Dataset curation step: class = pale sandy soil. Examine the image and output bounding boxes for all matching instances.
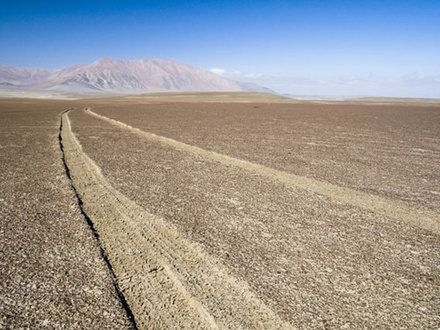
[0,100,131,329]
[69,104,440,328]
[61,112,289,328]
[90,92,298,104]
[1,94,439,329]
[90,102,440,211]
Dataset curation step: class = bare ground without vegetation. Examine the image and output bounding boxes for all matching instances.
[0,99,132,328]
[1,93,439,328]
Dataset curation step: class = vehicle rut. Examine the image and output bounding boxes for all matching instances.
[86,108,440,235]
[61,110,291,329]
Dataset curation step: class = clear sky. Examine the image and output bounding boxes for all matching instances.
[1,0,439,97]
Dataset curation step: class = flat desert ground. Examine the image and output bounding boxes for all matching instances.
[1,93,439,328]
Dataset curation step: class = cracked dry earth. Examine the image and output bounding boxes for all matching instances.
[1,97,440,329]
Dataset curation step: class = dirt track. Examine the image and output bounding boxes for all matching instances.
[61,110,289,329]
[91,102,440,211]
[2,95,440,328]
[69,103,440,328]
[0,100,131,329]
[86,108,439,235]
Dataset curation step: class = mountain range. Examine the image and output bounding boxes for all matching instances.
[0,58,269,97]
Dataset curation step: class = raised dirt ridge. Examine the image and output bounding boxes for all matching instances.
[61,110,291,329]
[86,108,440,235]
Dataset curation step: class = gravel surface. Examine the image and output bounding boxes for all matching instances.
[2,95,439,329]
[92,102,440,211]
[61,111,289,329]
[0,100,131,329]
[70,107,440,328]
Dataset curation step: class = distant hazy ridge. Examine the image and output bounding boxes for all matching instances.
[0,58,270,95]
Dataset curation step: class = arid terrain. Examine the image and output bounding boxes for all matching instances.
[1,93,439,328]
[0,99,132,328]
[0,58,270,98]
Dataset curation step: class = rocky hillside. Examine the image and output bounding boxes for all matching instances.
[0,58,269,94]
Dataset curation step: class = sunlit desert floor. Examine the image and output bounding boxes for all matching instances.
[1,93,439,328]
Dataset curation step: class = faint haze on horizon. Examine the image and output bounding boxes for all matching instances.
[1,0,439,98]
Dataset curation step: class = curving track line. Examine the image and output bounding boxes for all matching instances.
[86,108,440,235]
[61,110,291,329]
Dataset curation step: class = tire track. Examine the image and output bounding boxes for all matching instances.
[86,108,440,235]
[61,110,291,329]
[58,108,138,329]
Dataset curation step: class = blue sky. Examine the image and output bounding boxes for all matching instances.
[1,0,439,97]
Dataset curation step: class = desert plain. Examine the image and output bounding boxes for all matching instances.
[1,93,439,329]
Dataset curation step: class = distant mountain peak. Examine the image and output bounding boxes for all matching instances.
[89,57,112,65]
[0,57,270,95]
